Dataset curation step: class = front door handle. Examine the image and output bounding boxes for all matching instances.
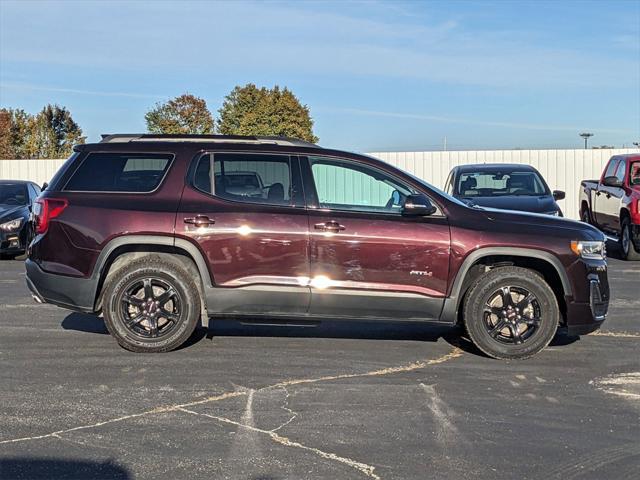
[314,221,345,233]
[184,215,215,227]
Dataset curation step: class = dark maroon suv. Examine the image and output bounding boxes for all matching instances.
[26,134,609,359]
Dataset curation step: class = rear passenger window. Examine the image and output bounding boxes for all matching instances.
[193,153,293,206]
[64,153,173,192]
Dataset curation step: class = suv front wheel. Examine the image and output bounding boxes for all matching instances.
[103,255,201,353]
[463,266,559,360]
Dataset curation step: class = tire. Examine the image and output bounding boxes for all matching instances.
[102,255,201,353]
[620,217,640,261]
[581,207,591,224]
[463,266,559,360]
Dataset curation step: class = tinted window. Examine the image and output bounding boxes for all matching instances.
[65,153,173,192]
[0,184,28,206]
[456,171,547,197]
[28,184,40,202]
[309,156,413,214]
[630,161,640,186]
[193,153,292,206]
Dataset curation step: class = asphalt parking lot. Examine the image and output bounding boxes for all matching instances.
[1,249,639,480]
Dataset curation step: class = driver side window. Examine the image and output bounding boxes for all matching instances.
[309,156,414,214]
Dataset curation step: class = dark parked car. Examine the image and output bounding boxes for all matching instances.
[0,180,40,259]
[444,164,565,216]
[580,154,640,260]
[26,134,608,359]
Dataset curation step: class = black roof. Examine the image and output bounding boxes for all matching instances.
[453,163,539,173]
[0,180,35,185]
[98,133,319,148]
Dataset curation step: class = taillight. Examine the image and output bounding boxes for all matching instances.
[33,198,68,234]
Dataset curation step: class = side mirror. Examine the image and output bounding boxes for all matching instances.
[42,182,48,191]
[402,194,437,216]
[552,190,565,200]
[603,176,622,188]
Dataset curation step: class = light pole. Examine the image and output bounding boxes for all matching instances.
[579,132,594,149]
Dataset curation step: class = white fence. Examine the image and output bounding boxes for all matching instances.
[0,159,67,187]
[1,148,638,219]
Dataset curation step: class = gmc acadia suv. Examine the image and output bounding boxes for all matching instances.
[26,134,609,359]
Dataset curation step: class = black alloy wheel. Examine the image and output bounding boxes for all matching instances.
[483,286,541,345]
[118,277,183,339]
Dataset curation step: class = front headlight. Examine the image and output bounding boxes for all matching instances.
[571,240,606,259]
[0,218,23,231]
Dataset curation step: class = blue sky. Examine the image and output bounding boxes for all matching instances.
[1,0,638,152]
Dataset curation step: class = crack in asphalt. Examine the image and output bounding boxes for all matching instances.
[0,347,463,477]
[177,407,381,479]
[270,386,298,433]
[0,391,246,445]
[588,330,640,338]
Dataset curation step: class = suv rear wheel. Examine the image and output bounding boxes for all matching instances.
[103,255,201,353]
[463,266,559,360]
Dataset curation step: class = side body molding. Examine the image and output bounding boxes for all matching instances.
[439,247,572,323]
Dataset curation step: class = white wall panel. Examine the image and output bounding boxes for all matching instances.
[1,149,638,219]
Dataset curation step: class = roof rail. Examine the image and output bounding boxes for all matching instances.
[99,134,319,148]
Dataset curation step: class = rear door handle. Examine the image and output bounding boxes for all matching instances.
[184,215,215,227]
[314,221,345,233]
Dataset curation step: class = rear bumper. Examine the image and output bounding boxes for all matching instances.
[25,259,97,312]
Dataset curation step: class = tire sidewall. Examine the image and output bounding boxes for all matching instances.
[621,218,640,261]
[464,268,559,359]
[104,262,198,352]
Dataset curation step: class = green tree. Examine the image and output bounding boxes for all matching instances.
[218,84,318,143]
[145,93,215,134]
[27,104,85,158]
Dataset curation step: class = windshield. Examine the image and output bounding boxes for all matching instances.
[631,161,640,186]
[0,184,28,206]
[455,170,548,197]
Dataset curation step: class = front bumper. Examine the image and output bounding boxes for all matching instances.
[25,259,97,312]
[565,260,609,336]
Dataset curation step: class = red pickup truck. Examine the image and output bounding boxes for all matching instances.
[580,154,640,260]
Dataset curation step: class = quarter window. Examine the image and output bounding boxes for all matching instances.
[193,153,293,206]
[309,156,414,214]
[64,153,173,192]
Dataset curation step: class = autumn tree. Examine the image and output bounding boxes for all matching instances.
[145,93,215,134]
[27,105,85,158]
[0,110,10,158]
[218,84,318,143]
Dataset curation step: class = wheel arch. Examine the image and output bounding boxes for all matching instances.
[90,235,212,312]
[441,247,571,324]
